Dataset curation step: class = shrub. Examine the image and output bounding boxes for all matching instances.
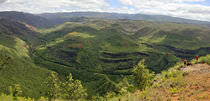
[105,92,116,99]
[63,73,87,100]
[45,72,60,101]
[9,84,22,101]
[133,59,155,90]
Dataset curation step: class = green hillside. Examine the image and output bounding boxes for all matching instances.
[32,19,210,96]
[1,15,210,100]
[0,18,51,98]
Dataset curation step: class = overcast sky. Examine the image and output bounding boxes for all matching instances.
[0,0,210,21]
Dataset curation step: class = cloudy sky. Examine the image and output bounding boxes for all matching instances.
[0,0,210,21]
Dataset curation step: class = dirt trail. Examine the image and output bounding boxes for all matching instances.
[181,63,210,73]
[172,63,210,101]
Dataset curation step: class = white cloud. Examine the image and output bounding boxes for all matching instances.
[118,0,206,4]
[117,0,133,5]
[0,0,109,13]
[0,0,7,4]
[117,0,210,21]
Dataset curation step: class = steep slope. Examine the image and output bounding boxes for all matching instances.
[0,11,53,28]
[0,18,40,45]
[127,64,210,101]
[0,18,50,98]
[178,64,210,101]
[110,54,210,101]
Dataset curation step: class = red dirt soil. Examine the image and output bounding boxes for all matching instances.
[172,63,210,101]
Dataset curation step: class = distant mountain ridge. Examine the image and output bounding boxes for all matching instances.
[1,11,210,28]
[0,11,53,28]
[39,12,210,26]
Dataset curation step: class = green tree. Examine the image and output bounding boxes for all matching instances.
[118,78,129,95]
[63,73,87,100]
[9,84,22,101]
[45,72,60,101]
[133,59,154,90]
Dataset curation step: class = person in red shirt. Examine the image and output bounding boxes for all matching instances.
[196,55,199,64]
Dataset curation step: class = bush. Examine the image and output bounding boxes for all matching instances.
[45,72,60,101]
[133,59,154,90]
[91,94,103,101]
[0,93,36,101]
[63,73,87,100]
[105,92,116,99]
[9,84,22,101]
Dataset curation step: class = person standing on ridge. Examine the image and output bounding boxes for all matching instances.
[184,59,187,66]
[196,55,199,64]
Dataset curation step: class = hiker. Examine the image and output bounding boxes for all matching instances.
[196,55,199,63]
[184,59,187,66]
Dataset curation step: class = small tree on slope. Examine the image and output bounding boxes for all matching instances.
[45,72,60,101]
[63,73,87,100]
[9,84,22,101]
[133,59,154,90]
